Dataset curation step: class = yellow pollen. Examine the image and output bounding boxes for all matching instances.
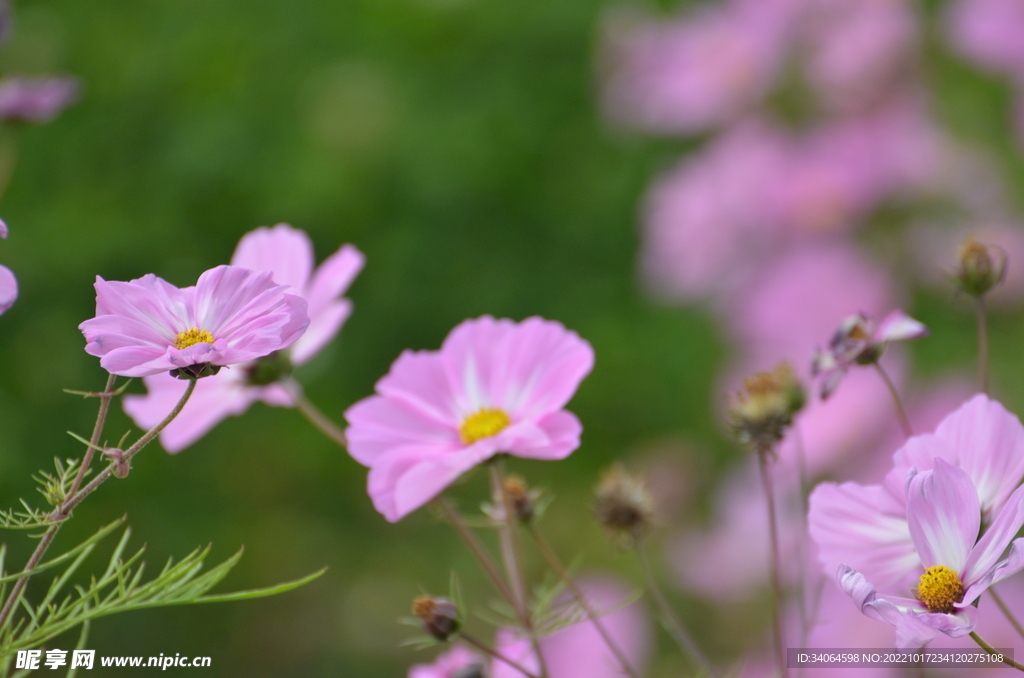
[916,565,964,614]
[459,408,510,444]
[173,327,215,350]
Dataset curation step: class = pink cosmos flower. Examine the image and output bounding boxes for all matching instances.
[838,458,1024,648]
[0,77,79,124]
[345,316,594,522]
[810,395,1024,591]
[79,264,309,378]
[945,0,1024,79]
[810,309,927,399]
[601,0,799,135]
[122,224,364,452]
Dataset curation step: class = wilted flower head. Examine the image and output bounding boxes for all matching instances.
[122,225,363,452]
[345,316,594,522]
[593,464,655,546]
[728,361,805,453]
[413,596,461,642]
[955,236,1007,297]
[811,310,927,399]
[79,265,309,378]
[0,77,79,124]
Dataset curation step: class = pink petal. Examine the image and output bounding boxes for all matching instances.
[375,349,462,428]
[492,630,541,678]
[874,309,929,343]
[344,394,459,467]
[963,481,1024,588]
[90,275,187,339]
[98,346,174,377]
[837,565,907,627]
[123,371,258,452]
[906,459,979,571]
[290,299,352,365]
[408,645,482,678]
[193,265,278,333]
[897,608,979,648]
[934,394,1024,516]
[964,540,1024,605]
[0,264,16,314]
[0,218,7,238]
[894,614,940,649]
[304,243,364,318]
[514,410,583,460]
[810,483,918,589]
[230,223,314,292]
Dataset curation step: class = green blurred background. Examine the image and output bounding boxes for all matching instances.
[0,0,1019,675]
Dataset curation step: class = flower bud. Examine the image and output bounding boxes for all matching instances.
[593,464,654,547]
[503,475,535,523]
[244,350,293,386]
[412,596,460,641]
[956,237,1007,297]
[102,448,131,479]
[169,363,222,380]
[729,362,805,454]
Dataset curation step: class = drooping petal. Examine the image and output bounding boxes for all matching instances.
[0,263,16,314]
[837,565,910,627]
[810,483,918,589]
[906,459,979,571]
[230,223,314,292]
[874,309,929,343]
[933,394,1024,515]
[964,540,1024,604]
[962,482,1024,587]
[897,608,979,648]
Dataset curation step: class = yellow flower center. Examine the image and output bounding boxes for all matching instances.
[173,327,215,350]
[916,565,964,614]
[459,408,510,444]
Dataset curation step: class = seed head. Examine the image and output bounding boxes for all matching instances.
[729,362,805,454]
[593,464,655,547]
[412,596,460,641]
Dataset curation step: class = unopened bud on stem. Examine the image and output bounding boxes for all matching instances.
[956,237,1007,298]
[412,596,460,641]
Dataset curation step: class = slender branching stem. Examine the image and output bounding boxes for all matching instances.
[527,523,641,678]
[436,496,518,609]
[873,362,912,438]
[970,631,1024,671]
[460,631,541,678]
[977,296,990,395]
[990,587,1024,641]
[67,374,118,499]
[636,542,717,678]
[61,378,196,515]
[285,379,348,448]
[758,450,788,678]
[490,462,549,678]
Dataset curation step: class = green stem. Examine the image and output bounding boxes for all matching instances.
[66,374,118,500]
[490,462,549,678]
[970,631,1024,671]
[286,379,347,448]
[637,542,717,678]
[874,362,912,438]
[977,296,990,395]
[758,451,788,678]
[528,524,642,678]
[990,587,1024,641]
[436,496,518,610]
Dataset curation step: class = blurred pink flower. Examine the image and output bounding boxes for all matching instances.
[811,310,927,399]
[602,0,799,135]
[345,316,594,522]
[79,264,309,378]
[408,645,483,678]
[0,77,79,124]
[945,0,1024,79]
[810,394,1024,591]
[0,263,14,315]
[491,578,651,678]
[122,225,364,452]
[802,0,918,110]
[839,459,1024,648]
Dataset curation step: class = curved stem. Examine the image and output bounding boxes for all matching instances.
[286,379,347,448]
[636,542,717,678]
[970,631,1024,671]
[977,296,990,395]
[758,451,788,678]
[874,362,912,438]
[490,462,549,678]
[528,524,641,678]
[990,587,1024,641]
[67,374,118,500]
[460,631,540,678]
[62,377,196,515]
[436,496,518,609]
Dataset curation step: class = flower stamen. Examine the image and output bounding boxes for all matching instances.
[174,327,214,350]
[460,408,510,444]
[916,565,964,613]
